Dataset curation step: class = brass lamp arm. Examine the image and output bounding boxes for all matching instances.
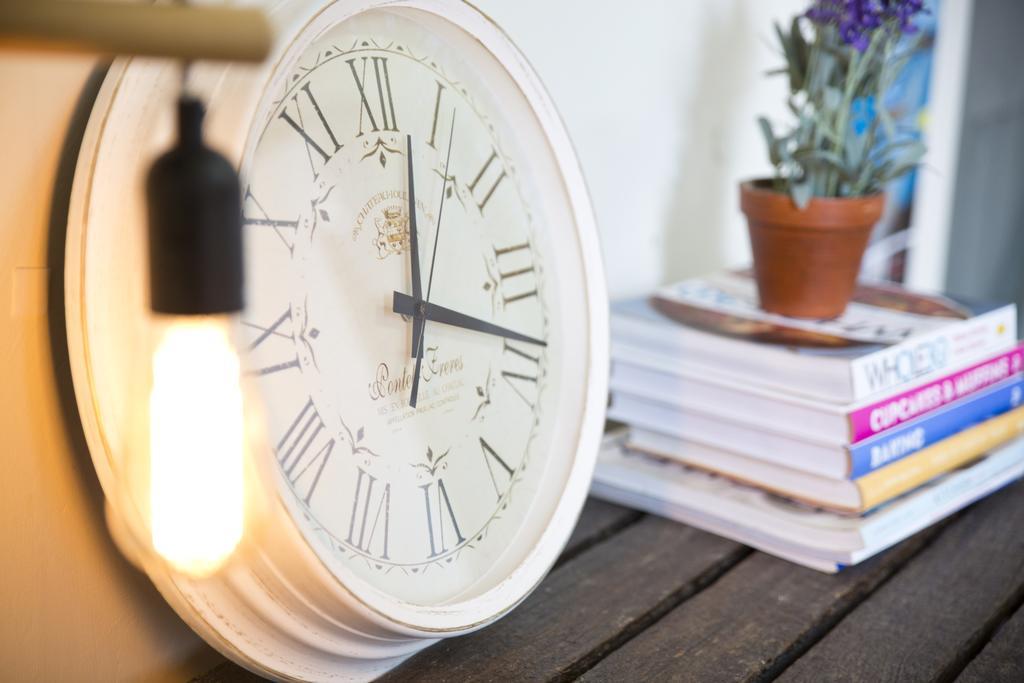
[0,1,271,62]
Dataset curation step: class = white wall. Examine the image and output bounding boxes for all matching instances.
[474,0,808,298]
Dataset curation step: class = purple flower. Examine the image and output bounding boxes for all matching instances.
[806,0,927,51]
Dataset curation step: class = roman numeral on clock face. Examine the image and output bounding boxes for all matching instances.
[419,478,465,558]
[277,397,335,504]
[467,149,507,213]
[346,467,391,560]
[426,80,446,150]
[502,339,541,409]
[277,81,343,178]
[243,187,300,256]
[492,241,538,306]
[479,437,514,499]
[244,306,301,376]
[347,56,399,136]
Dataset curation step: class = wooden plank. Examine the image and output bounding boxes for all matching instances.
[191,498,643,683]
[379,516,749,682]
[779,480,1024,683]
[957,602,1024,683]
[190,661,264,683]
[558,498,643,564]
[580,528,937,683]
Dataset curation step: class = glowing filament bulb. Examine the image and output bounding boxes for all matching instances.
[149,316,244,577]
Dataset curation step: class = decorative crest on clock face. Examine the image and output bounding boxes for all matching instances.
[373,206,410,258]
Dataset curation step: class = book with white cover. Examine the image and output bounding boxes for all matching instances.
[624,404,1024,512]
[609,376,1024,481]
[610,359,853,444]
[590,431,1024,573]
[610,343,1024,445]
[611,271,1017,404]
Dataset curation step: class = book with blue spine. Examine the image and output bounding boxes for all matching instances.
[849,376,1024,477]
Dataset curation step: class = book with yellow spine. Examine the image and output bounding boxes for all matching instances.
[857,405,1024,509]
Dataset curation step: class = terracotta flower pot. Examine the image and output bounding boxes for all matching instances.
[739,180,884,319]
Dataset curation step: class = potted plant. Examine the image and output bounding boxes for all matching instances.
[743,0,928,318]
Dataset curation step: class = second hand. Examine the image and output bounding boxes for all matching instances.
[410,113,456,408]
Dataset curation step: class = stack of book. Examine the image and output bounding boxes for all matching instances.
[595,270,1024,572]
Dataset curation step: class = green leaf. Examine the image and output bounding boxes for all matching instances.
[887,140,926,166]
[851,159,882,195]
[877,143,926,182]
[787,96,803,118]
[872,138,925,166]
[791,179,813,209]
[774,21,802,94]
[811,51,836,98]
[823,86,842,111]
[777,135,795,163]
[789,16,808,91]
[876,104,897,140]
[793,148,841,166]
[846,116,878,171]
[877,161,919,183]
[758,116,781,166]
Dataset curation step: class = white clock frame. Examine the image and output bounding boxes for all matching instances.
[64,0,608,680]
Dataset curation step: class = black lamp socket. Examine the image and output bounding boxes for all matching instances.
[146,96,244,315]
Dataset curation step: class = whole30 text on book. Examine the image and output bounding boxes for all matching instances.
[850,308,1016,399]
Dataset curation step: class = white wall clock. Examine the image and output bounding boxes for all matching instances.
[64,0,607,679]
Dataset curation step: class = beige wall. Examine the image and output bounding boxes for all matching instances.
[0,52,219,682]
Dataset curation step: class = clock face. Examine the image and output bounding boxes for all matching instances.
[241,7,591,605]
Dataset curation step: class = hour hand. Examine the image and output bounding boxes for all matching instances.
[405,134,423,356]
[393,291,547,347]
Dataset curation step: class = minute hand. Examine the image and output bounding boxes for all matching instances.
[393,291,547,347]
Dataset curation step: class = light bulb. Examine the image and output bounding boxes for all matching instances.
[149,314,245,577]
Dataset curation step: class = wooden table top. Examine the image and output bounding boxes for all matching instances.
[198,479,1024,682]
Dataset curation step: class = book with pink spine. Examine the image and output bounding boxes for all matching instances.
[849,344,1024,441]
